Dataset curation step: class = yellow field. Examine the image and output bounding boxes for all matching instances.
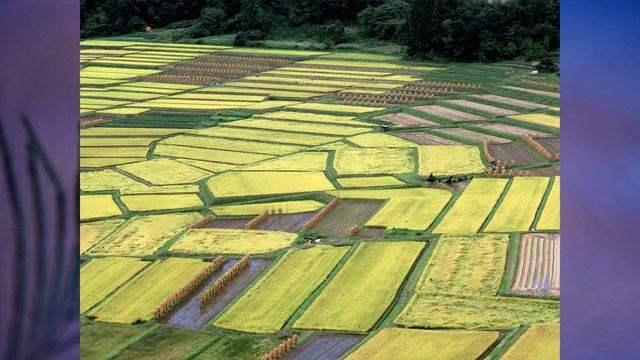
[153,143,273,164]
[287,103,385,114]
[80,157,146,168]
[123,82,200,90]
[80,146,150,158]
[204,87,322,99]
[81,90,162,100]
[366,195,451,230]
[211,200,325,216]
[299,59,438,71]
[118,158,211,185]
[161,135,304,156]
[536,176,560,230]
[87,212,201,256]
[80,137,158,147]
[258,111,374,127]
[334,148,414,175]
[119,184,200,195]
[97,108,150,115]
[244,100,302,109]
[170,93,265,102]
[239,152,328,172]
[120,194,204,212]
[207,171,334,198]
[434,178,509,234]
[347,328,499,360]
[418,145,485,176]
[508,113,560,128]
[192,126,340,146]
[80,127,184,136]
[225,81,340,92]
[329,188,447,199]
[81,169,145,192]
[80,195,122,220]
[502,324,560,360]
[246,75,366,88]
[81,98,130,106]
[88,258,208,323]
[221,48,329,56]
[225,119,369,137]
[174,159,238,173]
[337,176,404,188]
[346,133,416,147]
[170,228,298,254]
[280,66,391,75]
[80,257,149,314]
[80,219,125,254]
[484,177,550,232]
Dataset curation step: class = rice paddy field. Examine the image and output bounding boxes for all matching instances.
[80,40,559,359]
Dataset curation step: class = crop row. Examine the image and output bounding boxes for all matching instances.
[245,211,269,230]
[483,166,534,177]
[197,54,294,64]
[165,66,254,76]
[260,334,299,360]
[138,74,222,85]
[521,78,560,89]
[173,61,274,71]
[521,134,559,160]
[413,81,482,89]
[80,116,111,127]
[151,256,224,320]
[482,140,496,163]
[199,255,251,304]
[302,197,340,230]
[187,215,214,230]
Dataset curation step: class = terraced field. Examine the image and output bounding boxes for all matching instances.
[80,40,559,359]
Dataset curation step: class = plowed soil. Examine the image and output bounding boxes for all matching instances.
[488,142,542,166]
[311,200,384,238]
[374,112,439,127]
[446,99,519,116]
[413,105,485,121]
[435,128,511,144]
[474,123,552,138]
[471,94,549,109]
[395,132,461,145]
[534,137,560,155]
[255,212,316,232]
[281,333,365,360]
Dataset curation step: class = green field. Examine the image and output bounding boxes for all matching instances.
[294,242,423,332]
[214,246,349,332]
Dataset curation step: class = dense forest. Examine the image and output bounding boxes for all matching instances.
[81,0,559,63]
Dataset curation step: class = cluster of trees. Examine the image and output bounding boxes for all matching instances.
[81,0,559,63]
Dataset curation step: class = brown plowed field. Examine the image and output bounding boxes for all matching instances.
[534,137,560,155]
[255,212,316,232]
[502,85,560,99]
[474,123,552,138]
[395,132,462,145]
[374,112,439,127]
[446,99,519,116]
[204,218,250,229]
[413,105,485,121]
[435,128,511,144]
[471,94,550,109]
[165,259,273,330]
[488,142,542,166]
[511,233,560,297]
[528,167,560,176]
[311,200,384,238]
[281,333,365,360]
[357,227,385,239]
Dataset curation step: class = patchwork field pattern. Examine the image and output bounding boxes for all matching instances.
[80,40,559,358]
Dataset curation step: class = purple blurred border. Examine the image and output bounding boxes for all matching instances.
[562,0,640,358]
[0,0,79,359]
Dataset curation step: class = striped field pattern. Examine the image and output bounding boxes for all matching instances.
[512,233,560,297]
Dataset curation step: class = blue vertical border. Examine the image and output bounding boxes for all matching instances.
[562,0,640,358]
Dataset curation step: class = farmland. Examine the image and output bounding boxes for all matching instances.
[79,39,559,358]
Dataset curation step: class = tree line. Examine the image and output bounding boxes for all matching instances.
[81,0,559,63]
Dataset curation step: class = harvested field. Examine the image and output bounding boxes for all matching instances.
[512,233,560,297]
[474,123,552,138]
[413,105,485,121]
[488,142,542,166]
[356,227,385,239]
[471,94,550,109]
[502,85,560,98]
[534,136,560,154]
[204,218,250,229]
[282,333,364,360]
[255,212,316,232]
[528,167,560,176]
[294,242,423,332]
[346,328,499,360]
[215,246,348,333]
[434,127,511,144]
[395,132,462,145]
[502,324,560,360]
[166,258,272,330]
[374,112,440,127]
[446,99,518,116]
[310,200,384,238]
[80,219,125,254]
